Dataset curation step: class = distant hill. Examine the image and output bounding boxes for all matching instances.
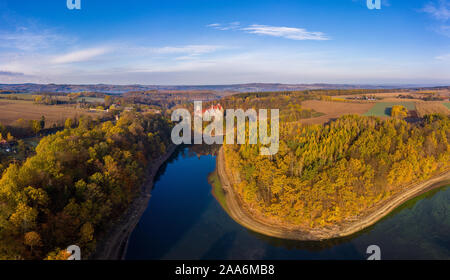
[0,83,448,95]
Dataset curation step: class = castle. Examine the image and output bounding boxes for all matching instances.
[194,103,224,118]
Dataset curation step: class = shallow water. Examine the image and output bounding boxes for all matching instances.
[126,146,450,260]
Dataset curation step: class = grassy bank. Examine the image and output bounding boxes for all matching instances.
[208,170,229,212]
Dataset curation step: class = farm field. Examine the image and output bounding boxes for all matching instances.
[363,102,416,117]
[299,100,374,124]
[0,99,105,127]
[332,92,419,101]
[334,91,450,103]
[416,102,450,117]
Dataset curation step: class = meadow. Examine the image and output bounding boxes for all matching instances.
[363,102,416,117]
[76,97,105,103]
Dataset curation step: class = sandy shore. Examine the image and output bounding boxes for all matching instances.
[92,144,177,259]
[217,146,450,241]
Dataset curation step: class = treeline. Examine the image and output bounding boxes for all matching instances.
[304,89,405,96]
[67,92,107,99]
[33,95,67,105]
[0,124,16,142]
[0,123,37,175]
[1,112,117,139]
[0,112,172,259]
[0,117,53,139]
[10,117,46,136]
[207,93,321,122]
[123,90,217,109]
[230,88,407,100]
[224,114,449,228]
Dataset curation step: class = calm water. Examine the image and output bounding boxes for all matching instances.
[126,146,450,260]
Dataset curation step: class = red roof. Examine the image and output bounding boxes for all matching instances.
[202,104,223,114]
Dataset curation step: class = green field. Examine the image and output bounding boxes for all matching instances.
[363,102,416,117]
[444,103,450,110]
[76,97,105,103]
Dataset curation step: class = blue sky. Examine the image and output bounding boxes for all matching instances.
[0,0,449,85]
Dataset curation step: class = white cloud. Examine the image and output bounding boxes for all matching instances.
[207,22,241,31]
[241,24,329,41]
[0,70,24,76]
[148,45,223,55]
[208,23,329,41]
[0,31,67,51]
[83,49,449,85]
[2,48,449,85]
[51,47,110,64]
[0,44,225,80]
[423,0,450,21]
[127,44,225,61]
[0,12,75,52]
[437,24,450,36]
[435,53,450,60]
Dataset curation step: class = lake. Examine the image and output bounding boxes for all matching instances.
[125,146,450,260]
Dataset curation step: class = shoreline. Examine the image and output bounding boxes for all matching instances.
[92,144,177,260]
[217,146,450,241]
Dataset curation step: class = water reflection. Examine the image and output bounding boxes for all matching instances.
[126,145,450,260]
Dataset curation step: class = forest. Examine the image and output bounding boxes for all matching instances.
[223,113,449,229]
[201,91,323,122]
[0,112,172,259]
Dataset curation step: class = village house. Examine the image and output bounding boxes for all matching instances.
[0,139,11,153]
